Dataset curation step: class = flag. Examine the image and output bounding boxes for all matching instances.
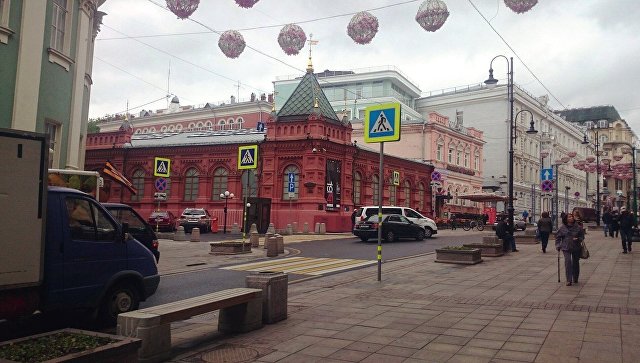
[103,161,137,195]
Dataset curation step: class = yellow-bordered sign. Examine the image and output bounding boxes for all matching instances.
[364,102,401,143]
[154,157,171,177]
[393,171,400,186]
[238,145,258,170]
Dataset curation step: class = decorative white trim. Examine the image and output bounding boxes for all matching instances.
[47,47,74,71]
[0,24,12,44]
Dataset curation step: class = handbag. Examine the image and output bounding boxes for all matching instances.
[580,240,590,259]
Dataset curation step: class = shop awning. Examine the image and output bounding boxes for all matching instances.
[457,193,515,202]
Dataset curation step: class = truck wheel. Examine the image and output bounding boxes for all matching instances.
[100,283,140,326]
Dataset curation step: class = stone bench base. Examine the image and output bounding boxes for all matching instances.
[209,241,253,255]
[463,243,504,257]
[435,248,483,265]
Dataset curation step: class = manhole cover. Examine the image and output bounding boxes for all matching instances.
[199,345,259,363]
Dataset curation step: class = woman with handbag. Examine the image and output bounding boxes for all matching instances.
[555,213,585,286]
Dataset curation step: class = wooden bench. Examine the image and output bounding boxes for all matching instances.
[117,287,263,363]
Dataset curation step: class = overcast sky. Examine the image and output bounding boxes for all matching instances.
[90,0,640,133]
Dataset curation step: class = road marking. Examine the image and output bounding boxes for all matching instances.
[221,257,376,276]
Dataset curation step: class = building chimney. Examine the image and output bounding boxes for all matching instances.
[230,95,236,104]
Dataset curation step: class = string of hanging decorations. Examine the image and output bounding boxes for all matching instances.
[165,0,539,58]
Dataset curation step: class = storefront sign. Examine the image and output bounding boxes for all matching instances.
[325,159,342,210]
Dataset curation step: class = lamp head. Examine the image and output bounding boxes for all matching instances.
[312,147,317,153]
[219,193,224,199]
[484,68,498,89]
[224,190,230,197]
[581,135,589,145]
[526,119,538,134]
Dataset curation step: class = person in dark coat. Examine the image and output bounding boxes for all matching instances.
[619,207,634,253]
[602,209,612,237]
[610,210,620,238]
[350,209,358,230]
[555,213,585,286]
[537,211,553,253]
[496,215,516,252]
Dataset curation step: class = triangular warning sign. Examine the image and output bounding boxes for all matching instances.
[241,150,254,165]
[371,111,392,133]
[157,161,167,173]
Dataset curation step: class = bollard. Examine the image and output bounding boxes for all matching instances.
[267,223,276,234]
[292,222,298,234]
[286,224,293,235]
[246,271,288,324]
[275,234,284,254]
[314,222,320,234]
[231,223,241,235]
[303,222,309,234]
[250,223,258,234]
[190,227,200,242]
[263,233,274,249]
[319,223,326,234]
[174,226,187,241]
[250,231,259,248]
[266,237,278,257]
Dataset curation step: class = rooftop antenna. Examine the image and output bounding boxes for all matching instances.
[166,60,171,108]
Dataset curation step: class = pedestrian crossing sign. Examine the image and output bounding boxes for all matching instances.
[364,102,401,143]
[238,145,258,170]
[154,157,171,177]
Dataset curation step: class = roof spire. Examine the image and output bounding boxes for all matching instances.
[306,33,318,73]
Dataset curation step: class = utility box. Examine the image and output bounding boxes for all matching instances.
[246,271,288,324]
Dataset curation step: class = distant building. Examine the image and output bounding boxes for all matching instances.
[0,0,106,169]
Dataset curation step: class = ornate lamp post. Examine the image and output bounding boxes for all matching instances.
[484,56,537,234]
[604,141,637,226]
[220,190,234,234]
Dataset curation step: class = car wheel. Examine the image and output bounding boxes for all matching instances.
[385,231,395,242]
[99,283,140,326]
[424,228,433,238]
[360,237,369,242]
[416,230,425,241]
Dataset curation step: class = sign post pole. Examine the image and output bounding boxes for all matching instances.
[238,145,258,253]
[377,142,384,282]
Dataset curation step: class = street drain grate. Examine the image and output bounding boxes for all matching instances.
[198,344,259,363]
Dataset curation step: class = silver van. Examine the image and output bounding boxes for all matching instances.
[354,206,438,238]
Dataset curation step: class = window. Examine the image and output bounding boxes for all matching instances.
[389,184,397,206]
[474,153,480,170]
[282,165,299,200]
[448,147,453,163]
[598,120,608,128]
[48,0,73,70]
[183,168,199,201]
[456,151,461,165]
[45,121,60,168]
[353,171,362,206]
[211,168,228,200]
[242,170,258,198]
[372,175,380,205]
[616,179,623,190]
[0,0,11,44]
[436,144,443,161]
[66,197,116,241]
[403,181,411,207]
[418,182,425,212]
[464,152,469,167]
[131,169,145,202]
[456,110,463,126]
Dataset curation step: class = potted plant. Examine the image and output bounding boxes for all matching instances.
[0,328,140,363]
[435,246,483,264]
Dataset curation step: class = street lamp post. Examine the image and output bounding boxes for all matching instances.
[604,141,637,226]
[582,131,601,226]
[565,186,570,213]
[485,56,537,234]
[220,190,234,234]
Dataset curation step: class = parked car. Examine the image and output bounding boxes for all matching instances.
[179,208,212,233]
[102,203,160,262]
[353,214,426,242]
[354,206,437,237]
[492,218,526,231]
[148,210,177,232]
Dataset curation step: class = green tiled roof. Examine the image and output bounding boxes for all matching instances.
[277,71,341,124]
[555,106,621,123]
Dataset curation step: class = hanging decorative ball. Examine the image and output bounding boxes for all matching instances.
[277,24,307,56]
[347,11,379,45]
[601,158,611,165]
[614,154,624,161]
[561,156,570,163]
[218,30,246,58]
[234,0,259,8]
[415,0,450,32]
[567,151,577,158]
[540,150,549,158]
[503,0,538,14]
[166,0,200,19]
[586,156,596,163]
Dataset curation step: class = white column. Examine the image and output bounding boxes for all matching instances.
[12,1,47,131]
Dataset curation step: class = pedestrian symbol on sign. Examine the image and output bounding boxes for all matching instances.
[154,157,171,177]
[372,112,392,133]
[241,150,254,165]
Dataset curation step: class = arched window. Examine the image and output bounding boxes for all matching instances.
[237,117,244,124]
[211,168,228,200]
[464,151,470,167]
[448,147,454,163]
[183,168,199,201]
[149,127,156,133]
[403,181,411,207]
[196,122,204,129]
[372,174,380,205]
[282,165,300,200]
[169,125,175,131]
[142,128,148,133]
[353,171,362,206]
[135,129,141,134]
[418,182,425,212]
[176,124,183,131]
[161,126,167,132]
[242,170,258,198]
[131,169,145,202]
[205,121,212,127]
[188,123,195,130]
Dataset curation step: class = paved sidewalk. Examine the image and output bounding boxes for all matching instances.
[159,232,640,363]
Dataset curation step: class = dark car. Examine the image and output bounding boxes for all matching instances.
[492,218,526,231]
[179,208,212,233]
[103,203,160,262]
[353,214,426,242]
[148,210,177,232]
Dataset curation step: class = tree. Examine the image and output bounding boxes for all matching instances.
[87,119,101,134]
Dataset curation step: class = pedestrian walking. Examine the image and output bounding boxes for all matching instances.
[602,209,612,237]
[619,207,633,253]
[555,213,584,286]
[496,215,517,252]
[610,210,620,238]
[350,209,358,230]
[537,211,553,253]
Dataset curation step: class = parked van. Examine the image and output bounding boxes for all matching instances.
[354,206,438,237]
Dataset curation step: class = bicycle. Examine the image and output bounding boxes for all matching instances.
[462,219,485,231]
